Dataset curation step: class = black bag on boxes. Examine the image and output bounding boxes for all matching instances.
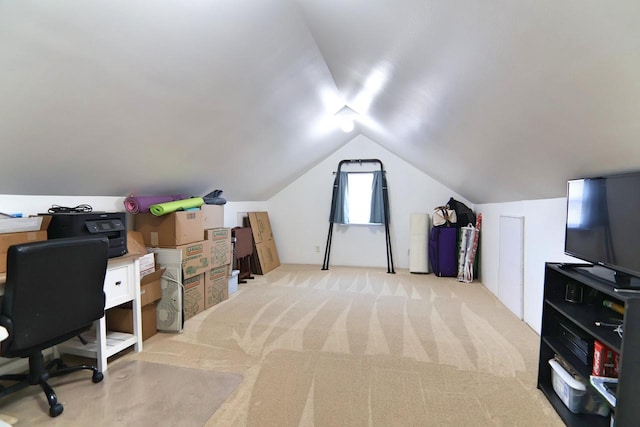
[447,197,476,228]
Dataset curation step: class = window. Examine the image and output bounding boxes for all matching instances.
[346,172,374,224]
[330,170,385,225]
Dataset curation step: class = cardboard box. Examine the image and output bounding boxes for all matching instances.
[255,239,280,274]
[183,273,205,320]
[106,303,159,341]
[126,230,164,303]
[202,205,224,229]
[135,210,204,247]
[247,212,280,274]
[0,230,49,273]
[139,253,156,276]
[247,212,273,245]
[0,215,51,235]
[127,230,148,256]
[205,228,232,268]
[140,268,164,306]
[149,240,211,279]
[204,265,229,309]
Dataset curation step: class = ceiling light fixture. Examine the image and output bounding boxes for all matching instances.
[335,105,359,133]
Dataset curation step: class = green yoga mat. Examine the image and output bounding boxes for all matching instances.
[150,197,204,216]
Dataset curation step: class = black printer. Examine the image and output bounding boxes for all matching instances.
[44,212,128,258]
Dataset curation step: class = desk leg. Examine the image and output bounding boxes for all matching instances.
[132,297,143,352]
[95,317,108,373]
[132,259,143,353]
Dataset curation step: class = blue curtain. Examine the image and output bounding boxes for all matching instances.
[369,170,385,224]
[330,171,349,224]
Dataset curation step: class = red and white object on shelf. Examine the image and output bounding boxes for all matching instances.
[593,340,619,378]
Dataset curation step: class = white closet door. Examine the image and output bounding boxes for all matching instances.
[498,215,524,319]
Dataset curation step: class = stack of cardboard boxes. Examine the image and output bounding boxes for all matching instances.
[134,205,233,332]
[204,227,232,309]
[0,216,51,275]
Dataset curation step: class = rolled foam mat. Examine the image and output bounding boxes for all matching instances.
[150,197,205,216]
[124,195,188,214]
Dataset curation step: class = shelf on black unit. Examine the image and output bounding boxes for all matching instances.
[545,299,623,352]
[539,263,640,426]
[543,336,591,379]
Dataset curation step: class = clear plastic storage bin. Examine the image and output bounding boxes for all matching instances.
[549,359,609,416]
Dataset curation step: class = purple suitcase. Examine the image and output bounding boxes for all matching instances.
[429,226,458,277]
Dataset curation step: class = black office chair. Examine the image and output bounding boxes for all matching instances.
[0,236,109,417]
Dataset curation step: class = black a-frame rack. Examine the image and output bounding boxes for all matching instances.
[321,159,395,273]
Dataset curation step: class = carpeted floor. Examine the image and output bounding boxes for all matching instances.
[136,265,564,426]
[0,265,563,426]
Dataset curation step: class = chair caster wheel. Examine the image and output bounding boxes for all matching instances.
[50,403,64,417]
[92,371,104,383]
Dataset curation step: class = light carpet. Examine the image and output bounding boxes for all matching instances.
[136,265,564,426]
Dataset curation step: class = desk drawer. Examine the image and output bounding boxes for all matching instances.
[104,264,133,309]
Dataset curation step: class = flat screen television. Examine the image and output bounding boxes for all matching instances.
[564,172,640,288]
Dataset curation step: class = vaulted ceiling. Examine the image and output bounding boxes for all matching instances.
[1,1,639,204]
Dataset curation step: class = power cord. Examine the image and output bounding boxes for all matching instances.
[48,204,93,214]
[595,321,624,338]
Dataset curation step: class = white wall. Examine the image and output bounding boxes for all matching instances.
[223,201,269,228]
[268,134,471,269]
[476,197,579,333]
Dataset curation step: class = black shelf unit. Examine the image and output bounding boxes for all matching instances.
[537,263,640,427]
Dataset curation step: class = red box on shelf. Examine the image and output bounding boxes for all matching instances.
[593,340,618,378]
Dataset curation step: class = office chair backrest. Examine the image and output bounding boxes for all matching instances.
[1,236,109,357]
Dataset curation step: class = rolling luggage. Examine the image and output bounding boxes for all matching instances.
[429,226,458,277]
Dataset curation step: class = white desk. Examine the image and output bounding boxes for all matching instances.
[58,254,143,372]
[0,254,143,373]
